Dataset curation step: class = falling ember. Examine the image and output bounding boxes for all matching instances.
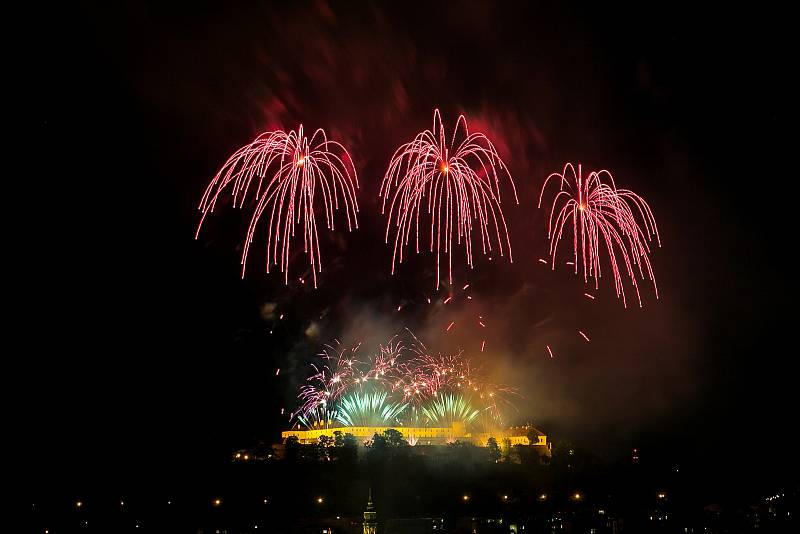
[444,296,453,304]
[446,321,455,332]
[196,126,359,288]
[276,368,281,376]
[279,314,284,320]
[566,261,574,266]
[397,305,403,312]
[539,163,660,307]
[462,284,470,290]
[380,109,518,288]
[584,293,595,300]
[578,331,590,342]
[538,258,548,264]
[546,345,554,358]
[478,321,486,328]
[481,340,486,352]
[280,408,285,415]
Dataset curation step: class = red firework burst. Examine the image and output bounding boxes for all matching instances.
[196,126,359,288]
[380,109,518,288]
[538,163,660,307]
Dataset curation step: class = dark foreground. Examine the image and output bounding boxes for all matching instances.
[25,440,798,533]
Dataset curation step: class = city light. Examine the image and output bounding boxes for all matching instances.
[213,498,222,507]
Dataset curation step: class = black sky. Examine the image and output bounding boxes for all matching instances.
[20,1,795,493]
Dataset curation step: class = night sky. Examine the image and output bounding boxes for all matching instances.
[24,1,793,495]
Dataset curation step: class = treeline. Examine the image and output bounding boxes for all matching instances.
[235,429,551,467]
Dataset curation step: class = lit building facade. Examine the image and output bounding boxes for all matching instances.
[281,423,549,450]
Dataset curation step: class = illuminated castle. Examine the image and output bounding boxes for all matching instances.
[282,422,549,450]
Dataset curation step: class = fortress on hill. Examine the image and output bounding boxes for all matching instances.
[282,422,550,453]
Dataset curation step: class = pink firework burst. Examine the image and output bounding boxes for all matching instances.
[380,109,518,288]
[538,163,660,307]
[196,126,359,288]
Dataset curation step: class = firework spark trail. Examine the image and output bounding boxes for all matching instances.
[196,126,359,288]
[294,332,517,428]
[420,393,480,427]
[380,109,518,288]
[538,163,660,307]
[335,390,407,427]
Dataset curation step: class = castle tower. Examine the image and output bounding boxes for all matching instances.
[363,487,377,534]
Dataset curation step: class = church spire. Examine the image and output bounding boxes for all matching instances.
[363,487,377,534]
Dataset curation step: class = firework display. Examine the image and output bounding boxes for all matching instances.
[420,393,480,428]
[196,126,359,288]
[295,333,517,432]
[380,109,518,288]
[538,163,660,307]
[194,116,666,438]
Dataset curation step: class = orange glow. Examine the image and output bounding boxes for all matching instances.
[213,498,222,507]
